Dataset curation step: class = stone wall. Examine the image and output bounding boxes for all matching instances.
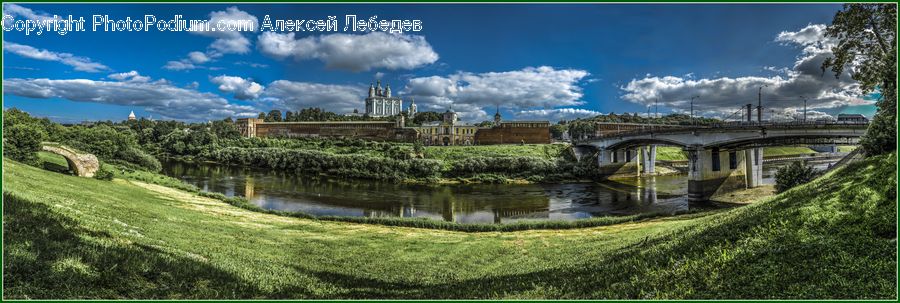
[473,126,551,145]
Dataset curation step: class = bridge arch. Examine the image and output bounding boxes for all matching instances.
[41,143,100,177]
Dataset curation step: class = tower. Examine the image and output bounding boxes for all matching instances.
[376,80,383,96]
[368,83,375,98]
[128,110,136,121]
[493,105,502,126]
[385,84,391,98]
[408,97,417,117]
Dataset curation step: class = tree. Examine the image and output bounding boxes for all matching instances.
[774,161,819,193]
[285,110,295,122]
[257,112,266,120]
[413,111,442,125]
[4,123,46,165]
[822,4,897,156]
[266,110,283,122]
[550,124,568,140]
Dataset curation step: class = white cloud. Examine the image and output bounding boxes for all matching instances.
[3,77,258,120]
[188,51,212,64]
[189,7,258,55]
[620,24,868,121]
[258,32,439,72]
[402,66,590,121]
[514,108,602,122]
[108,70,150,82]
[262,81,364,114]
[2,4,54,22]
[163,60,197,71]
[210,75,264,100]
[2,41,109,72]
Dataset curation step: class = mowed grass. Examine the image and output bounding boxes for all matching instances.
[656,146,824,162]
[3,153,896,299]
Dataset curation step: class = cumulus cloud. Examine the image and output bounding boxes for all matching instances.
[402,66,590,121]
[107,70,150,82]
[620,24,868,121]
[258,31,439,72]
[163,60,197,71]
[189,7,259,55]
[3,77,258,120]
[188,51,212,64]
[261,81,364,114]
[210,75,264,100]
[514,108,603,122]
[2,41,109,72]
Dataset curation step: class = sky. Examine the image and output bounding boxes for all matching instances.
[1,3,878,123]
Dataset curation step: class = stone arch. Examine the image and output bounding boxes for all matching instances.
[41,144,100,177]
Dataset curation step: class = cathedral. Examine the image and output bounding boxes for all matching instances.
[365,81,403,117]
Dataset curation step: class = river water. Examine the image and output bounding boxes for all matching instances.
[159,159,803,224]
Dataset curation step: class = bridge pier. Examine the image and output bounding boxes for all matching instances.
[686,146,752,202]
[744,148,762,188]
[641,145,657,175]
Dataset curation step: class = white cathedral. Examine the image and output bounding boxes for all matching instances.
[365,80,412,117]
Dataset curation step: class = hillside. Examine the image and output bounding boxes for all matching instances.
[2,153,896,299]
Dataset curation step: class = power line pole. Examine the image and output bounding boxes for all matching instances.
[690,96,699,126]
[757,85,767,123]
[655,98,659,118]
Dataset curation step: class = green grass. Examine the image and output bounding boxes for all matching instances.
[763,146,816,157]
[838,145,859,153]
[655,146,822,162]
[3,153,896,299]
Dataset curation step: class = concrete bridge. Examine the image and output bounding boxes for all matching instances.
[573,122,868,202]
[41,143,100,177]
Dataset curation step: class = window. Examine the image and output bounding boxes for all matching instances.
[613,151,619,163]
[711,148,721,171]
[626,150,632,162]
[729,151,737,169]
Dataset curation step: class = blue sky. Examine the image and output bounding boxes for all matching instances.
[2,3,876,123]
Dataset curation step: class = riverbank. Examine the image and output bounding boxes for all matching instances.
[4,152,895,299]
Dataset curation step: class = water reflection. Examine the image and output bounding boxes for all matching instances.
[161,159,721,224]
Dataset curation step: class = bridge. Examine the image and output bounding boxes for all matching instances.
[41,143,100,178]
[574,122,868,202]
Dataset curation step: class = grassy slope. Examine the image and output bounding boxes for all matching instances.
[3,153,896,299]
[656,146,822,161]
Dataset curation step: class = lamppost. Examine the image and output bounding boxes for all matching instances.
[801,96,808,123]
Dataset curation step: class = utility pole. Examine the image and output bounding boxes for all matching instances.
[690,96,699,126]
[802,96,808,123]
[757,85,767,123]
[655,98,659,118]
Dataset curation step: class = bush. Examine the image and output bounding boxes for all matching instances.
[774,161,819,193]
[3,123,47,165]
[93,166,115,181]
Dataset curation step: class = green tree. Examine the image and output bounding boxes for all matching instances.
[266,110,283,122]
[4,123,47,165]
[774,161,820,193]
[822,4,897,156]
[257,112,266,120]
[550,124,568,140]
[412,111,442,125]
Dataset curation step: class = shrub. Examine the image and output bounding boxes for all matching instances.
[4,123,47,165]
[93,166,115,181]
[774,161,819,193]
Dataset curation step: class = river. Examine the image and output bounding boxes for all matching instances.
[158,159,820,224]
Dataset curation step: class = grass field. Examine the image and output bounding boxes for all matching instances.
[655,146,824,162]
[3,152,896,299]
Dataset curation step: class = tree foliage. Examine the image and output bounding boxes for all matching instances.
[4,123,46,165]
[822,4,897,156]
[774,161,820,193]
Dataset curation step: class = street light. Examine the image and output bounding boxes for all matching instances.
[690,96,700,125]
[800,96,808,123]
